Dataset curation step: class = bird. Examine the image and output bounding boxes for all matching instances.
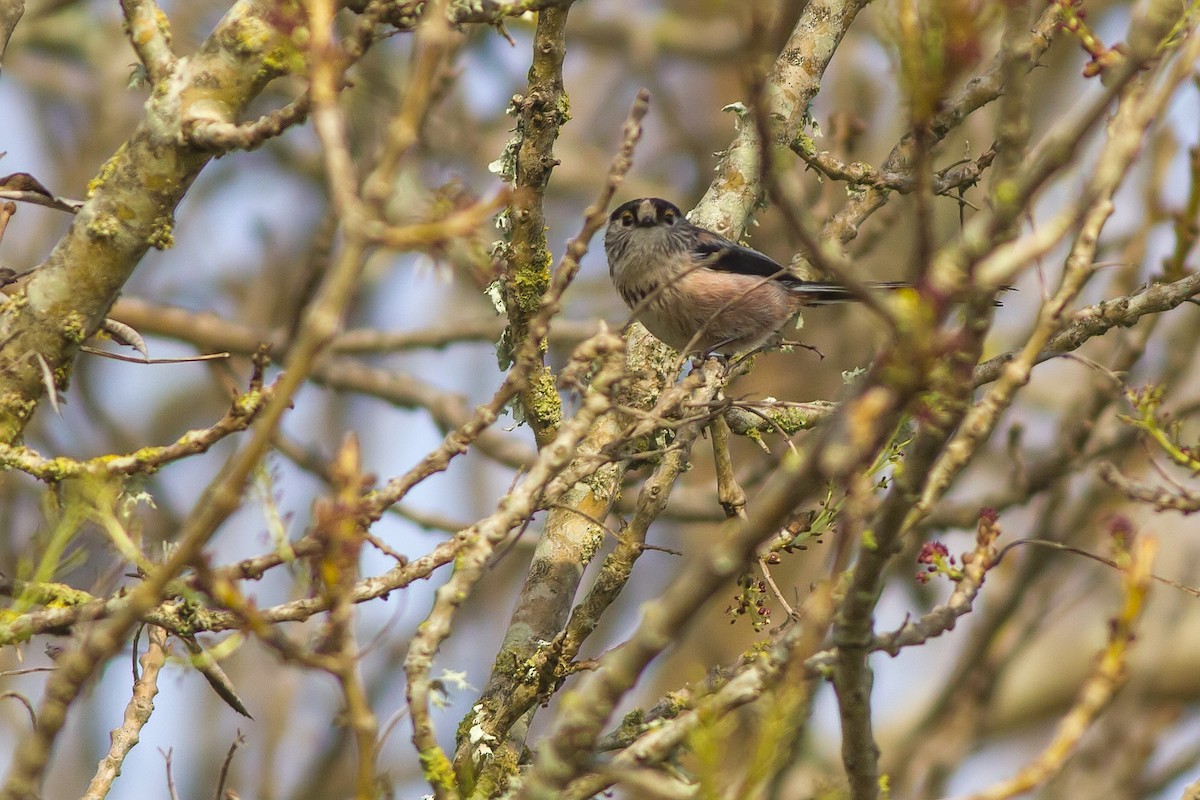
[604,197,911,355]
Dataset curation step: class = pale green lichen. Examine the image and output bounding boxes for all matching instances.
[53,364,71,392]
[418,748,457,793]
[508,241,551,316]
[33,456,73,482]
[172,597,205,635]
[487,96,523,182]
[126,64,150,91]
[766,405,823,435]
[615,707,648,739]
[255,13,307,78]
[154,7,172,45]
[523,366,562,431]
[230,15,273,55]
[0,392,37,419]
[114,446,164,474]
[61,312,88,344]
[86,214,121,240]
[579,529,605,565]
[553,90,571,125]
[87,145,126,198]
[147,214,175,250]
[583,468,620,501]
[12,578,94,607]
[469,744,519,797]
[0,291,27,315]
[455,703,481,749]
[233,391,263,416]
[262,42,305,77]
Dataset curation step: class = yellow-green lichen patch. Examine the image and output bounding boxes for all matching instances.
[87,144,127,198]
[261,41,305,78]
[0,392,37,419]
[15,578,94,608]
[0,291,28,316]
[61,312,88,344]
[508,248,552,316]
[30,456,73,482]
[52,363,72,392]
[233,390,265,416]
[577,525,604,564]
[418,748,457,793]
[228,15,273,56]
[523,366,562,427]
[463,744,519,797]
[147,214,175,250]
[154,7,172,44]
[86,214,122,240]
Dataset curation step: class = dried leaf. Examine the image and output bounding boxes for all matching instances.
[0,172,82,213]
[101,318,150,359]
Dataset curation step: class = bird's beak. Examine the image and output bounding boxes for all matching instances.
[636,200,657,227]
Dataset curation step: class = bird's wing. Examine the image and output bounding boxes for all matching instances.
[690,229,788,281]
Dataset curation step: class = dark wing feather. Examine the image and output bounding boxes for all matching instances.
[690,229,789,281]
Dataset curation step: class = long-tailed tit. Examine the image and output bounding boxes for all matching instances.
[605,197,910,354]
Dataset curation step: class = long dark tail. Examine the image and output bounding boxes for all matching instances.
[783,280,913,306]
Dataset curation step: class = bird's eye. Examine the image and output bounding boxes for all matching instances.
[620,211,634,226]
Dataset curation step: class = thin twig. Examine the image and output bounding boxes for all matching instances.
[213,731,246,800]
